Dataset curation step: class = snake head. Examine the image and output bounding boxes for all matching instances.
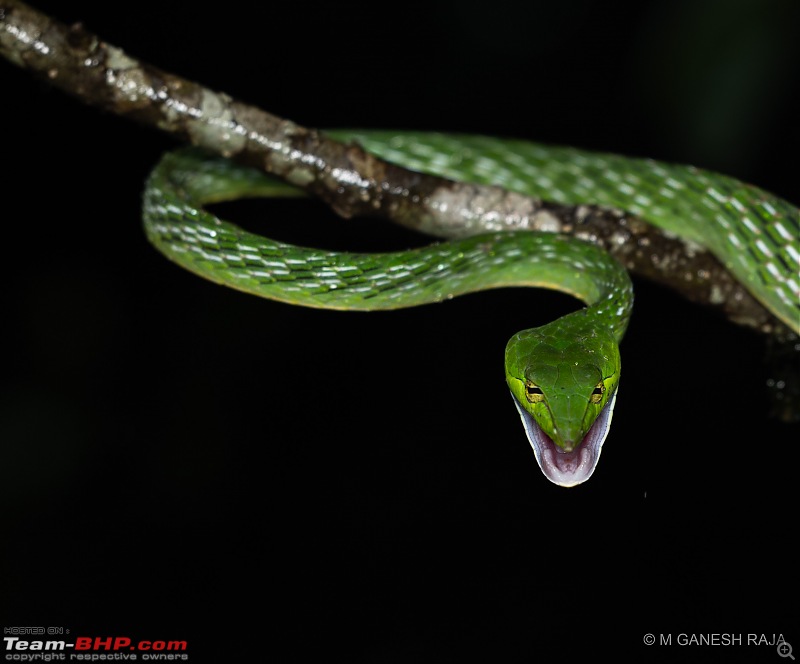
[505,321,621,487]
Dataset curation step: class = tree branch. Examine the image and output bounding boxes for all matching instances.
[0,0,788,338]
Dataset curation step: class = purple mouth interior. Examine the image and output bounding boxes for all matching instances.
[511,390,617,487]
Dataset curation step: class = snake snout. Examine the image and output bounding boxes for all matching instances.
[559,440,577,453]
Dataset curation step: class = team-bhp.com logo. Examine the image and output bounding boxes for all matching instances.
[4,636,188,660]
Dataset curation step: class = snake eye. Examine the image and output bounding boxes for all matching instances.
[525,381,545,404]
[590,381,606,404]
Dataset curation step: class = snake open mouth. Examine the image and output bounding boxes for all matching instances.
[511,391,617,487]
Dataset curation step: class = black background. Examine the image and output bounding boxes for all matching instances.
[2,0,798,661]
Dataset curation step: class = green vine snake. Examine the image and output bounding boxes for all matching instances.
[2,1,798,486]
[142,139,798,487]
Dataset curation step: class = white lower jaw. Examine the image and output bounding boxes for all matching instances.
[511,391,617,487]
